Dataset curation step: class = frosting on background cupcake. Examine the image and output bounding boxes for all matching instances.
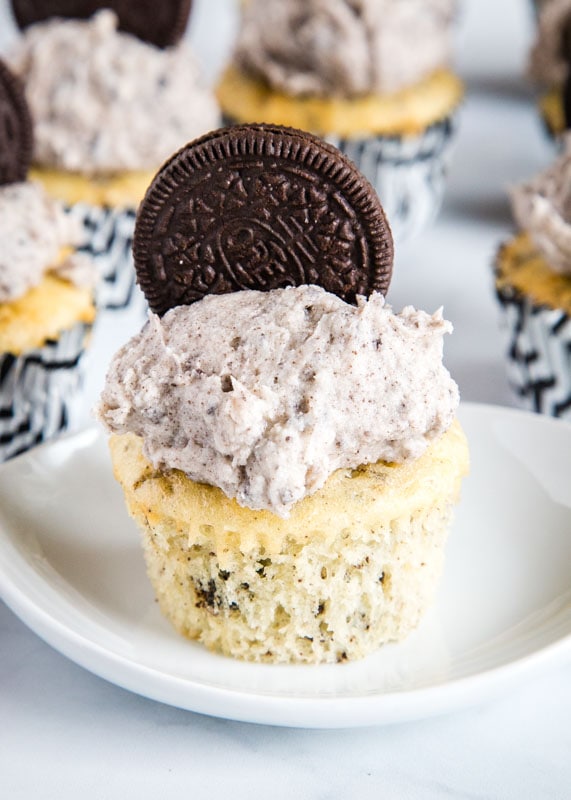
[510,137,571,275]
[10,9,220,176]
[0,181,94,302]
[235,0,456,99]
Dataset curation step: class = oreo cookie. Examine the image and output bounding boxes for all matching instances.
[11,0,192,48]
[0,58,33,185]
[134,124,394,316]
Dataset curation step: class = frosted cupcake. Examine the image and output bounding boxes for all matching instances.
[9,7,220,314]
[96,124,469,664]
[217,0,463,242]
[529,0,571,138]
[495,138,571,418]
[0,59,96,460]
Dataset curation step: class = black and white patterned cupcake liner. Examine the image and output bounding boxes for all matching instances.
[0,322,93,461]
[66,202,148,319]
[326,115,458,242]
[495,286,571,419]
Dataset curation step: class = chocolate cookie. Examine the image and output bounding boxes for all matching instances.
[11,0,192,48]
[134,124,394,315]
[0,58,33,185]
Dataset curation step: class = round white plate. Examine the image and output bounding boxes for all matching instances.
[1,402,571,728]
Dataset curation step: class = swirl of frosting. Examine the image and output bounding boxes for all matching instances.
[0,181,95,303]
[511,137,571,274]
[9,10,220,175]
[96,285,459,517]
[234,0,457,98]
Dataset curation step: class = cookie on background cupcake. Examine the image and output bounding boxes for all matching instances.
[495,137,571,418]
[528,0,571,138]
[217,0,463,243]
[0,59,96,461]
[96,124,469,665]
[7,0,220,316]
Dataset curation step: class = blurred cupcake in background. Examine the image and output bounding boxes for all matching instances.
[494,138,571,419]
[529,0,571,138]
[0,59,96,461]
[217,0,463,242]
[8,2,220,316]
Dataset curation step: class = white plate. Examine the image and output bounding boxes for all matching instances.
[1,402,571,728]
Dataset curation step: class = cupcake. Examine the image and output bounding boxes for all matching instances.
[96,124,469,664]
[0,59,96,461]
[495,138,571,418]
[217,0,463,242]
[8,4,220,314]
[529,0,571,138]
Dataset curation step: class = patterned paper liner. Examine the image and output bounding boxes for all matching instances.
[495,285,571,419]
[66,202,148,319]
[326,115,458,242]
[0,321,92,461]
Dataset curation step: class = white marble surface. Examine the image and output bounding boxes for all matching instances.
[1,0,571,797]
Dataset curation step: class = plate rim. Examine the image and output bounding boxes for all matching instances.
[1,401,571,728]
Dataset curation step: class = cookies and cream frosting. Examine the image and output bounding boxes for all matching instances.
[233,0,457,98]
[511,138,571,274]
[10,10,220,175]
[96,285,459,517]
[0,181,94,303]
[529,0,571,86]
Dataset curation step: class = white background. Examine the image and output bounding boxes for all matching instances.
[1,0,571,797]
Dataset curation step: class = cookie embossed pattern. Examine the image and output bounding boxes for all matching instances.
[135,125,394,314]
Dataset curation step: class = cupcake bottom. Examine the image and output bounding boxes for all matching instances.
[0,320,92,461]
[495,233,571,418]
[110,420,469,664]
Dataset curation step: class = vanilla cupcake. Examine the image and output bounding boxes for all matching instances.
[96,125,468,664]
[101,289,467,664]
[9,7,220,314]
[0,57,96,460]
[495,138,571,417]
[217,0,463,242]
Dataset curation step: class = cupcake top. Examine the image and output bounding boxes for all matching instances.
[9,9,220,175]
[96,286,458,517]
[0,181,94,302]
[510,137,571,274]
[233,0,457,98]
[529,0,571,86]
[97,125,459,517]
